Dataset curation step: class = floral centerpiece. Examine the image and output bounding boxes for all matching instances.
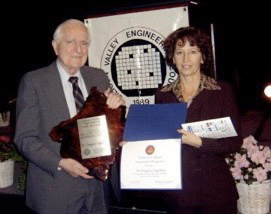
[226,135,271,214]
[0,135,27,191]
[0,135,23,162]
[226,135,271,184]
[0,97,27,190]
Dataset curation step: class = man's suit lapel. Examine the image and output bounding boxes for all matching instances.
[81,67,96,94]
[44,63,70,121]
[42,64,95,122]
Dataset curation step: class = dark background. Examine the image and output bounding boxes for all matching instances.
[1,1,270,211]
[3,0,271,113]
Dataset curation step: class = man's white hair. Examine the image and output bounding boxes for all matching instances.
[53,19,90,43]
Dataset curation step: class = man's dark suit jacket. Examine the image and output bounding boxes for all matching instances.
[14,62,113,214]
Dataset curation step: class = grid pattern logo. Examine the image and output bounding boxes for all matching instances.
[111,39,166,97]
[101,27,178,105]
[116,45,162,90]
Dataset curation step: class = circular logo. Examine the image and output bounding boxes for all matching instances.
[145,145,155,155]
[111,39,166,97]
[101,27,178,105]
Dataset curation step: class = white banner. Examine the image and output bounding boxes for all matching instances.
[85,6,189,109]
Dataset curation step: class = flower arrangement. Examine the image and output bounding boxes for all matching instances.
[226,135,271,185]
[0,97,27,190]
[0,135,23,162]
[0,135,27,191]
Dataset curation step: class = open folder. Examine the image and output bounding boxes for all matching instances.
[121,103,187,190]
[123,103,187,141]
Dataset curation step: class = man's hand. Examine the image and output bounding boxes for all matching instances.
[58,158,93,179]
[177,129,202,148]
[104,88,125,109]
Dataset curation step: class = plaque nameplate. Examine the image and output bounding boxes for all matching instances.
[77,115,111,159]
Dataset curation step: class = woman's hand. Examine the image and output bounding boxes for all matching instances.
[177,129,202,148]
[119,141,127,147]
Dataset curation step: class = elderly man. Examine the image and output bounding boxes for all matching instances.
[15,19,124,214]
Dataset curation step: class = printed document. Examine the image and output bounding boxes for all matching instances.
[182,117,237,139]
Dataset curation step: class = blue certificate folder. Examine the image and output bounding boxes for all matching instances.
[123,103,187,141]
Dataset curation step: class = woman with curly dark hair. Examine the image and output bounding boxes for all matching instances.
[155,27,242,214]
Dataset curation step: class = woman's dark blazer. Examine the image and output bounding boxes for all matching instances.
[155,81,242,206]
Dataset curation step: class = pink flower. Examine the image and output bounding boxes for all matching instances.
[251,150,266,165]
[226,135,271,184]
[263,162,271,171]
[231,166,243,180]
[253,167,267,182]
[235,154,250,168]
[247,144,259,158]
[243,135,257,148]
[263,147,271,158]
[234,153,242,167]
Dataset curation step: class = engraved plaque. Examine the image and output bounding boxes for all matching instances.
[77,115,111,159]
[50,87,125,181]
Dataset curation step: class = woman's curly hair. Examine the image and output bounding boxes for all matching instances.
[164,27,214,77]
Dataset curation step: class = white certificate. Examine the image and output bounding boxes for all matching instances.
[77,115,111,159]
[120,139,181,190]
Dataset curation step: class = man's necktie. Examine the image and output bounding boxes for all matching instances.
[68,77,85,113]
